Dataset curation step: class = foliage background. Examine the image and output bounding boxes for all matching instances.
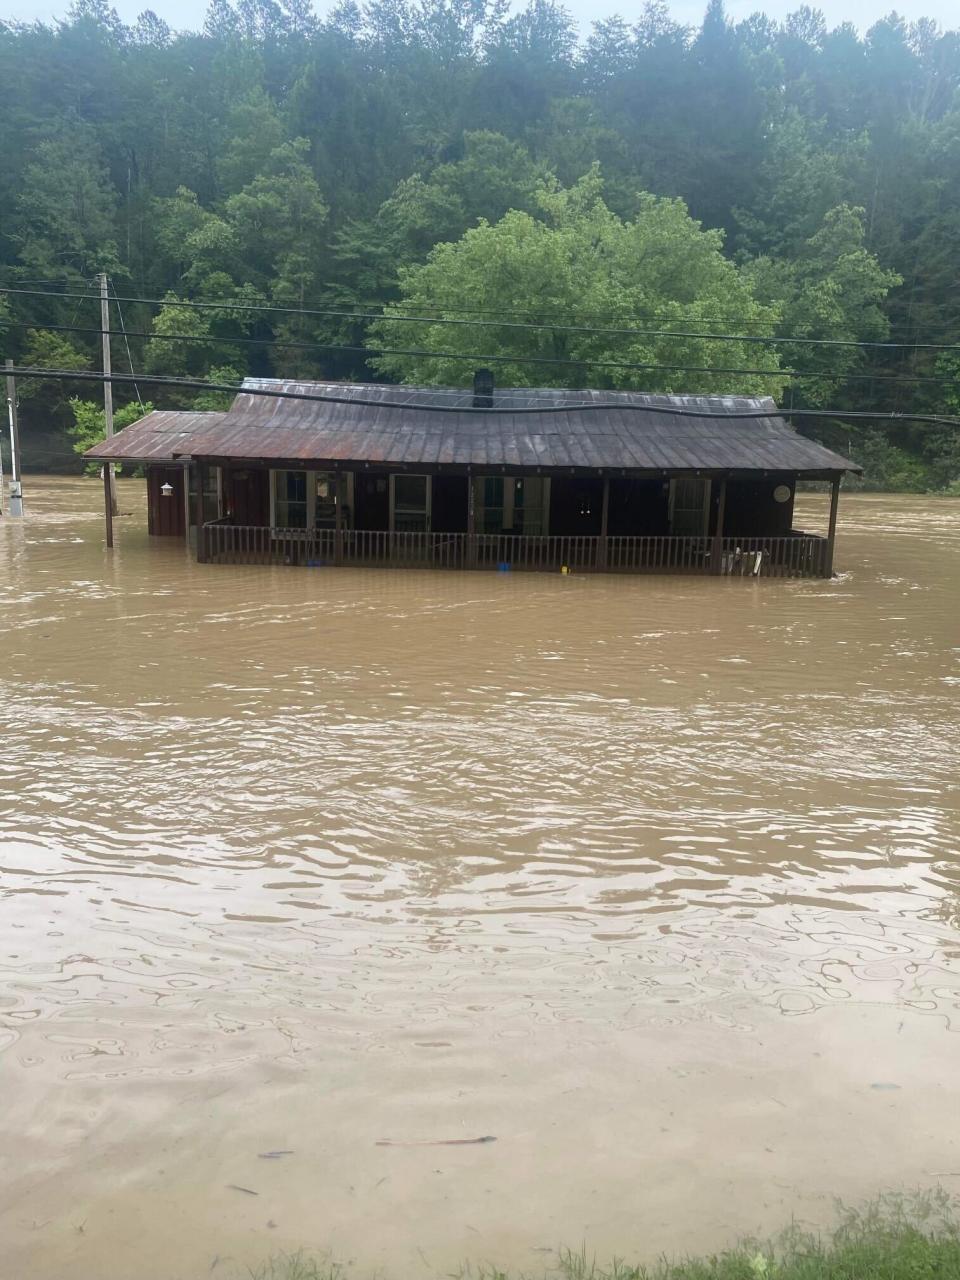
[2,0,959,488]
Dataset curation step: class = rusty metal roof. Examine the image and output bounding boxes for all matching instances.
[85,384,859,475]
[180,381,857,475]
[83,410,226,463]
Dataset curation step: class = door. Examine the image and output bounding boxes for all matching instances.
[223,468,269,526]
[390,474,431,532]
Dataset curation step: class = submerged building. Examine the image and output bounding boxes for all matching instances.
[84,376,859,578]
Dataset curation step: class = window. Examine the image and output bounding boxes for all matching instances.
[473,476,549,535]
[669,478,711,536]
[315,472,350,528]
[274,470,307,528]
[391,474,430,532]
[189,464,220,526]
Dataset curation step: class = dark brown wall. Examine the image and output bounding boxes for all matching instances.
[549,477,604,535]
[222,467,270,526]
[147,466,186,537]
[723,476,795,536]
[608,478,670,535]
[432,474,468,533]
[355,473,390,530]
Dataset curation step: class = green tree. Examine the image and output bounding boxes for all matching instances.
[68,397,153,472]
[14,128,121,279]
[745,204,900,405]
[151,188,238,292]
[224,138,328,304]
[14,330,92,443]
[143,294,251,404]
[368,171,784,394]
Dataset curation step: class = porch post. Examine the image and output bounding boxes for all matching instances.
[466,469,477,568]
[334,469,343,565]
[598,476,610,570]
[102,463,114,549]
[182,459,191,535]
[195,460,207,563]
[825,474,841,577]
[711,475,727,574]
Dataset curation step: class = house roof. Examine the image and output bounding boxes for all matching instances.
[84,410,226,463]
[84,382,859,475]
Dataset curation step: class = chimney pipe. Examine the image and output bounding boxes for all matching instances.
[473,368,494,409]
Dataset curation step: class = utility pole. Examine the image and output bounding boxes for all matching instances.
[5,358,23,516]
[99,272,118,516]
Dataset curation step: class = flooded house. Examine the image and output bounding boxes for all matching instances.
[85,375,859,578]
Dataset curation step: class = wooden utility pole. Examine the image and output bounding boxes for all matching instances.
[100,272,118,516]
[4,359,23,516]
[103,465,114,548]
[825,475,841,577]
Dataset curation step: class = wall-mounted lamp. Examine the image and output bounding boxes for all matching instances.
[160,482,174,497]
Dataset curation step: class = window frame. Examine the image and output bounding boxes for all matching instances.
[389,473,432,532]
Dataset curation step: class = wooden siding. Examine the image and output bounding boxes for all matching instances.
[147,466,186,537]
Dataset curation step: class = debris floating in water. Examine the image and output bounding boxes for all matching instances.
[258,1150,295,1159]
[226,1184,259,1195]
[376,1136,497,1147]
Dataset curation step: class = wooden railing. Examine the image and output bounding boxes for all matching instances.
[719,534,829,578]
[200,523,831,578]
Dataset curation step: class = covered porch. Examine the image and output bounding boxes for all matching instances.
[194,461,839,579]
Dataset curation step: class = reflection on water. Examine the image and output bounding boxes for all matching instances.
[1,479,959,1279]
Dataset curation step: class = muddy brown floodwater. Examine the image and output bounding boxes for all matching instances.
[1,478,959,1280]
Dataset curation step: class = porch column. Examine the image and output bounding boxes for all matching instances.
[466,469,477,568]
[182,459,191,535]
[195,460,207,563]
[825,474,841,577]
[334,469,343,565]
[598,476,610,570]
[102,464,114,549]
[711,475,727,574]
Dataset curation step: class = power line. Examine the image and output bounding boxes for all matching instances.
[5,322,787,381]
[1,278,946,339]
[4,284,960,353]
[110,283,144,409]
[5,365,959,426]
[7,320,956,387]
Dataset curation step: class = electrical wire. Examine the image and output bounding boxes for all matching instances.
[6,365,959,425]
[5,320,954,387]
[2,322,786,380]
[109,283,144,409]
[4,284,960,353]
[0,279,946,339]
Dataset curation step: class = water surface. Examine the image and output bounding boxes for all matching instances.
[1,479,959,1279]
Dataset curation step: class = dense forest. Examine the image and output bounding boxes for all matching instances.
[1,0,959,489]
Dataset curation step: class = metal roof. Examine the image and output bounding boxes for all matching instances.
[83,410,226,463]
[85,383,858,474]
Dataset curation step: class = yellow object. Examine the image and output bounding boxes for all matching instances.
[561,565,569,574]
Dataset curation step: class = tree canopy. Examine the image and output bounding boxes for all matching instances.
[0,0,958,487]
[371,174,789,395]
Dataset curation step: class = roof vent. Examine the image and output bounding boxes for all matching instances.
[473,368,494,409]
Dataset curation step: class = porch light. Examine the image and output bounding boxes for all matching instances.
[160,482,174,497]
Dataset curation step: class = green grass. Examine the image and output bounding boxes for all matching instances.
[242,1193,960,1280]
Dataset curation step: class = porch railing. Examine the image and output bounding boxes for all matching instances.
[200,522,830,578]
